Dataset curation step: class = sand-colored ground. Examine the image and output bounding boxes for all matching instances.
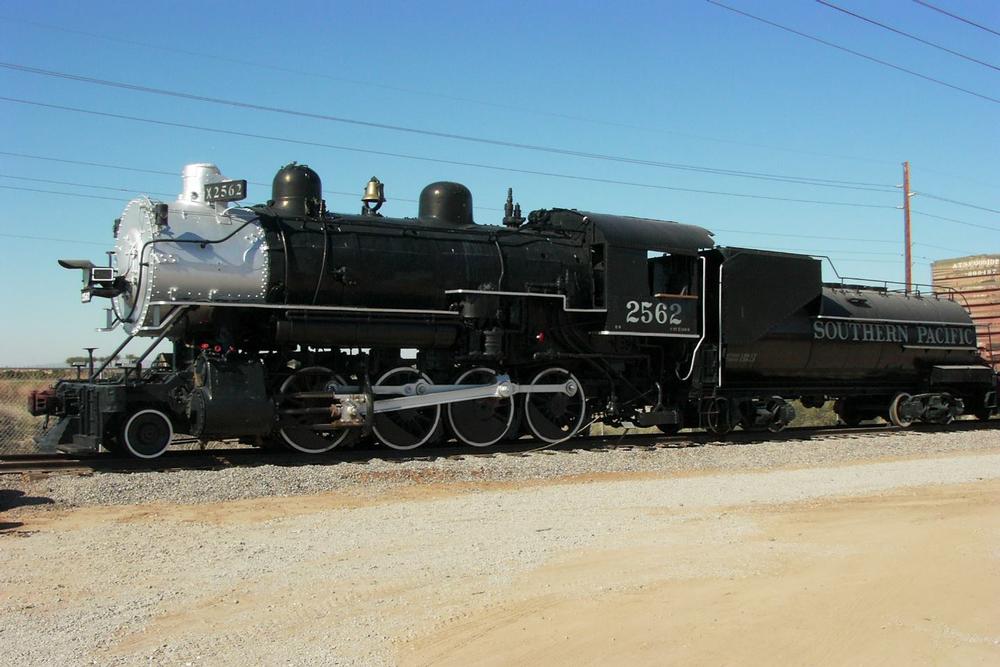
[3,453,1000,665]
[402,480,1000,666]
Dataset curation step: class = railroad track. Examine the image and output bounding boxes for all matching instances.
[1,420,993,476]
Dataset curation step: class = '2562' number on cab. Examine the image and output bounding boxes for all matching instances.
[625,300,682,325]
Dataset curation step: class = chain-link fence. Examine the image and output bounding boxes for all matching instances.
[0,370,73,454]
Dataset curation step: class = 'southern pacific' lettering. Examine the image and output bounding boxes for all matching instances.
[813,320,974,347]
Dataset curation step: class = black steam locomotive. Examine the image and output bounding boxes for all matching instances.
[30,162,996,458]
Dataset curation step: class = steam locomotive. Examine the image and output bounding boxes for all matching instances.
[30,162,997,458]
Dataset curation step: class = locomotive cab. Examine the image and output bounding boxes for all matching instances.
[649,254,698,298]
[581,211,713,340]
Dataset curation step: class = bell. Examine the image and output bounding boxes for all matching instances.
[362,176,385,205]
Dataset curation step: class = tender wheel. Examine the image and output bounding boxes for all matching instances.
[888,392,915,428]
[705,397,735,435]
[277,367,358,454]
[766,397,794,433]
[524,368,587,444]
[446,367,515,447]
[373,366,442,450]
[121,409,173,459]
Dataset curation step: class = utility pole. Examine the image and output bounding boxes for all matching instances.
[902,161,913,293]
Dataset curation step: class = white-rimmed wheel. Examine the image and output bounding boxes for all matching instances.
[447,367,516,447]
[277,366,357,454]
[524,367,587,444]
[888,392,915,428]
[122,409,173,459]
[373,367,442,450]
[705,397,736,435]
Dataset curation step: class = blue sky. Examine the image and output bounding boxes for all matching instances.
[1,0,997,365]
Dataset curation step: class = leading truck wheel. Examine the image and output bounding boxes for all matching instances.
[122,409,173,459]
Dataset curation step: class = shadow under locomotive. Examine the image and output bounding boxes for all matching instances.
[29,162,999,459]
[14,420,999,477]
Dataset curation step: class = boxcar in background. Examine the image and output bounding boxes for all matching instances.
[933,254,1000,369]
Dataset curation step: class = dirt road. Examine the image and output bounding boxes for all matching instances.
[3,447,999,665]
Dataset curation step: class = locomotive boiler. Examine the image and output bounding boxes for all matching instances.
[30,161,996,458]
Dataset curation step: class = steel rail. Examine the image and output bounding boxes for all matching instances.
[2,420,995,476]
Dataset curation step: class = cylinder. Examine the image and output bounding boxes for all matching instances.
[187,359,274,438]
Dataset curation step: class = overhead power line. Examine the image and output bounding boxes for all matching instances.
[0,150,367,196]
[0,184,123,201]
[0,96,899,210]
[706,0,1000,104]
[912,0,1000,38]
[0,61,898,192]
[10,152,994,222]
[912,209,999,231]
[0,173,174,198]
[910,163,1000,193]
[917,191,1000,214]
[0,151,177,177]
[746,245,905,258]
[7,176,985,251]
[713,228,898,244]
[0,203,976,258]
[0,151,501,213]
[0,168,503,213]
[0,16,904,167]
[4,154,992,244]
[817,0,1000,71]
[1,172,891,223]
[0,231,107,247]
[914,241,977,253]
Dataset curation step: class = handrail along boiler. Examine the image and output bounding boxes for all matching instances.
[30,162,997,457]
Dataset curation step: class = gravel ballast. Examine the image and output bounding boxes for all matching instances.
[5,427,1000,509]
[2,429,999,665]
